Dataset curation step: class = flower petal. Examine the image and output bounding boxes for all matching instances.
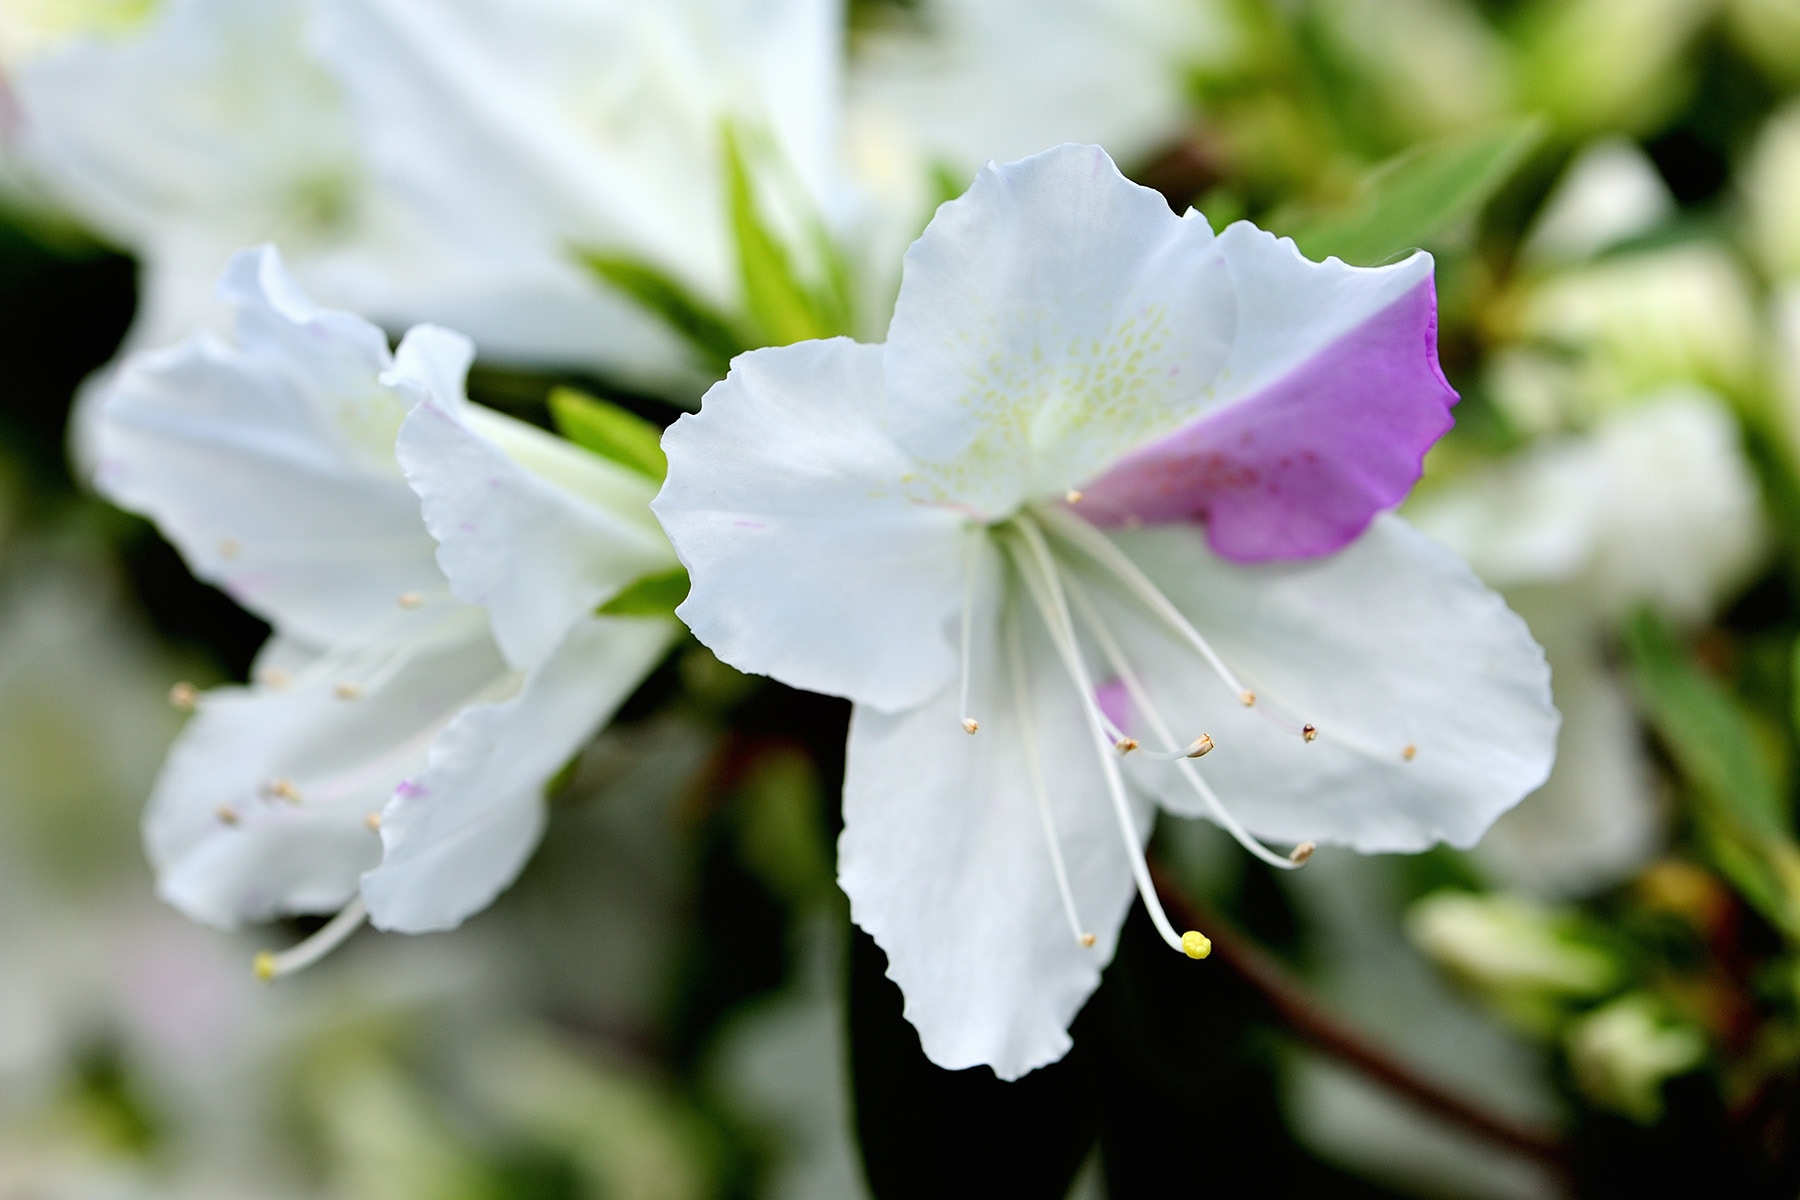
[654,338,967,712]
[882,143,1234,517]
[840,590,1145,1080]
[92,246,444,646]
[145,613,508,928]
[1079,230,1453,561]
[1098,515,1556,851]
[396,392,672,670]
[362,614,678,933]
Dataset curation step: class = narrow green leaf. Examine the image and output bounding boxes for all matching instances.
[723,125,842,345]
[573,249,744,374]
[547,387,667,482]
[1628,609,1800,937]
[598,567,689,617]
[1286,118,1545,265]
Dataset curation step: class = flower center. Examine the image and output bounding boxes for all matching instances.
[955,505,1321,960]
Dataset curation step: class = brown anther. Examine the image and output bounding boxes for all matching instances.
[333,681,364,700]
[1289,841,1315,866]
[961,718,980,735]
[1065,488,1084,504]
[1115,737,1139,753]
[396,591,424,609]
[1079,932,1097,948]
[1402,744,1417,762]
[364,811,382,832]
[168,682,199,711]
[1302,724,1317,743]
[1186,733,1215,758]
[1239,690,1256,707]
[216,805,240,826]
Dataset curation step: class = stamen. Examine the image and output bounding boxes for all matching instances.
[1290,841,1316,865]
[1181,930,1212,959]
[1140,733,1214,762]
[1036,504,1252,701]
[364,811,382,832]
[396,591,423,609]
[1059,572,1307,872]
[216,805,240,826]
[217,538,240,559]
[1007,517,1193,956]
[1114,737,1139,754]
[1240,690,1256,707]
[1302,724,1318,743]
[263,778,301,803]
[168,681,199,711]
[334,681,364,700]
[258,668,292,690]
[958,526,983,735]
[253,899,368,982]
[1065,489,1084,505]
[1003,604,1093,949]
[1403,744,1418,761]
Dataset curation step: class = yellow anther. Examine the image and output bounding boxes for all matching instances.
[1239,690,1256,707]
[1065,489,1084,504]
[1181,930,1212,960]
[396,591,423,609]
[1186,734,1215,758]
[961,718,980,734]
[364,811,382,832]
[265,778,301,803]
[1289,841,1315,865]
[1079,932,1097,948]
[168,681,199,711]
[216,805,240,826]
[1402,744,1417,761]
[1302,724,1317,743]
[1115,737,1139,753]
[253,951,277,983]
[334,681,364,700]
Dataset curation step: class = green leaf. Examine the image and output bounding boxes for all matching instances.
[572,249,744,375]
[547,387,667,482]
[1628,609,1800,937]
[723,124,847,345]
[1285,118,1545,265]
[598,567,689,617]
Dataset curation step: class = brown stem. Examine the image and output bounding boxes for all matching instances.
[1150,862,1573,1176]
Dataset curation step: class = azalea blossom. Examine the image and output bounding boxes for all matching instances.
[13,0,846,392]
[93,246,679,971]
[655,144,1558,1077]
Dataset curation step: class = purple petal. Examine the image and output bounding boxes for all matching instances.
[1077,277,1456,562]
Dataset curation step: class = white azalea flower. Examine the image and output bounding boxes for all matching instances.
[15,0,846,389]
[92,246,679,967]
[654,144,1558,1078]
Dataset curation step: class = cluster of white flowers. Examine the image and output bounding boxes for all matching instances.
[18,2,1563,1080]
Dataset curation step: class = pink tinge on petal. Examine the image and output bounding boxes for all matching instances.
[1078,277,1456,562]
[1096,678,1133,734]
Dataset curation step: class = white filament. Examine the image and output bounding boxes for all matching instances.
[1004,607,1092,947]
[1007,516,1187,954]
[256,898,368,980]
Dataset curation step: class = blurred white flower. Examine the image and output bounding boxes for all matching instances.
[1520,138,1675,267]
[0,0,152,66]
[1413,392,1764,893]
[1516,0,1714,136]
[13,0,848,393]
[1745,100,1800,282]
[92,246,678,957]
[1565,994,1706,1124]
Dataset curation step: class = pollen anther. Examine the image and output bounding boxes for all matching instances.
[1065,489,1084,504]
[334,681,364,700]
[1181,930,1212,959]
[168,681,199,711]
[264,778,301,803]
[1239,690,1256,707]
[1186,734,1215,758]
[1302,724,1317,743]
[1079,932,1097,947]
[1115,737,1139,753]
[216,805,240,826]
[961,717,980,734]
[1402,743,1417,761]
[365,811,382,832]
[1289,841,1315,865]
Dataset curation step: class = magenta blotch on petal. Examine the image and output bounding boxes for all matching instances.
[1078,278,1456,562]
